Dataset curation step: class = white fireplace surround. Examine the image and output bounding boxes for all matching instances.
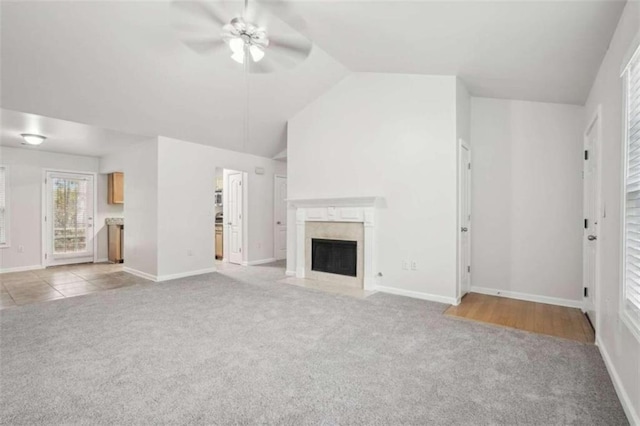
[289,197,379,291]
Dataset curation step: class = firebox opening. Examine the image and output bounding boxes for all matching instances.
[311,238,357,277]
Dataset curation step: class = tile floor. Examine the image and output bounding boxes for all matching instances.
[278,276,375,299]
[0,263,151,309]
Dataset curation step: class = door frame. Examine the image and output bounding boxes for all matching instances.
[41,169,98,267]
[273,174,287,261]
[583,105,603,332]
[457,138,472,302]
[222,169,248,265]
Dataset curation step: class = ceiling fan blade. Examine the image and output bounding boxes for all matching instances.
[248,56,279,74]
[244,0,307,35]
[269,34,312,61]
[172,1,228,27]
[182,37,227,54]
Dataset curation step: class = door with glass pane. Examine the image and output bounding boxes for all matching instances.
[45,172,95,266]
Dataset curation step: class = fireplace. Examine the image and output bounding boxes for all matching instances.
[290,197,379,291]
[312,239,357,277]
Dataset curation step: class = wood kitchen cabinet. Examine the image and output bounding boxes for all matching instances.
[108,172,124,204]
[215,224,223,260]
[108,224,124,263]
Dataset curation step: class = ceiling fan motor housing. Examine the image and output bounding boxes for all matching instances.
[224,17,269,49]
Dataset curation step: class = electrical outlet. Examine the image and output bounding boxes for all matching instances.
[411,261,417,271]
[402,260,409,270]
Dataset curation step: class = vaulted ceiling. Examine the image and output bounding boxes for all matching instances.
[0,1,626,158]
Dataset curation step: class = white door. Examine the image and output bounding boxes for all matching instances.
[459,142,472,297]
[583,113,601,326]
[228,172,243,264]
[45,171,95,266]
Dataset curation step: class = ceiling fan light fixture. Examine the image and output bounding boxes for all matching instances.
[20,133,46,146]
[231,49,245,64]
[229,37,244,54]
[249,45,264,62]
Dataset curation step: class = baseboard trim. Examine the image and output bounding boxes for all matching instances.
[0,264,44,274]
[244,258,277,266]
[285,270,296,276]
[470,286,582,309]
[596,336,640,426]
[95,258,109,264]
[123,267,158,282]
[156,267,218,282]
[376,286,458,305]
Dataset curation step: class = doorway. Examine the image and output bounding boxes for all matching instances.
[458,139,472,299]
[44,170,96,266]
[274,175,287,260]
[583,107,602,328]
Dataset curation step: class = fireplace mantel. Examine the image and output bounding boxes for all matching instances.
[287,196,381,208]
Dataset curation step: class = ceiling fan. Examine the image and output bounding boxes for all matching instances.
[172,0,312,73]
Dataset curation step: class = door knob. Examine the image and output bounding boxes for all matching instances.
[587,235,597,241]
[277,221,281,225]
[461,227,468,232]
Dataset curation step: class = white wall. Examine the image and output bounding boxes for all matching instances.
[456,78,471,145]
[99,139,158,276]
[99,137,285,279]
[120,140,159,277]
[470,98,584,305]
[288,73,459,302]
[0,147,100,271]
[584,2,640,423]
[156,137,286,279]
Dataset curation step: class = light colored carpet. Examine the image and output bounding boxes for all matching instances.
[0,261,628,425]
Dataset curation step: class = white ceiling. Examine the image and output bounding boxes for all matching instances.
[0,1,626,158]
[286,1,626,105]
[0,1,349,158]
[0,109,151,157]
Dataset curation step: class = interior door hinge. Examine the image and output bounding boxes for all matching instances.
[584,287,588,297]
[239,248,242,253]
[45,253,48,260]
[467,265,471,273]
[584,150,589,160]
[468,163,471,170]
[584,219,588,229]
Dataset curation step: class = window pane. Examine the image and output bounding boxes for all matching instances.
[52,177,88,254]
[625,48,640,319]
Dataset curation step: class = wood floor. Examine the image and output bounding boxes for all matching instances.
[444,293,595,343]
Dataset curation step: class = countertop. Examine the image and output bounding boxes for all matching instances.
[106,218,124,226]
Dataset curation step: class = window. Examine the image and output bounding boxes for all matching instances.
[0,166,7,246]
[622,45,640,338]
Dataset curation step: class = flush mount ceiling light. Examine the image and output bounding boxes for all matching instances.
[20,133,46,146]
